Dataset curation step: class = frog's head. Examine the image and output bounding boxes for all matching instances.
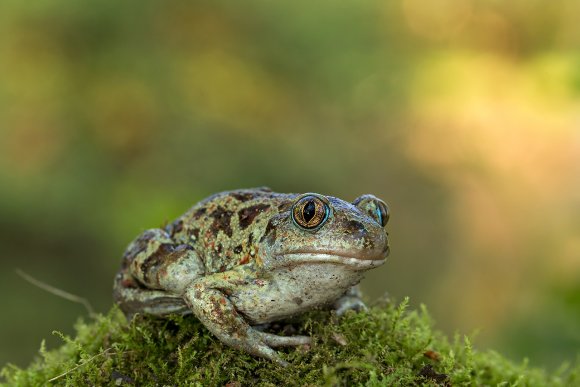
[259,193,389,271]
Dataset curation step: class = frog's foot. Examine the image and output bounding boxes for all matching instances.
[254,331,311,348]
[334,285,368,316]
[239,329,292,367]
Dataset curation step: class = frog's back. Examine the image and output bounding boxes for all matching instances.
[166,188,295,274]
[114,188,293,316]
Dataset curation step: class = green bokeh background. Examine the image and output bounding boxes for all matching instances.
[1,0,579,370]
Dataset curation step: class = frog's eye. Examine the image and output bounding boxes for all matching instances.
[291,195,330,230]
[374,200,389,227]
[353,195,389,227]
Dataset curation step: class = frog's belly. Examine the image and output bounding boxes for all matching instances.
[229,263,365,324]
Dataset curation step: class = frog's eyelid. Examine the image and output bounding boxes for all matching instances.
[294,192,330,206]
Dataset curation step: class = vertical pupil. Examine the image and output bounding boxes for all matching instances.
[302,200,316,222]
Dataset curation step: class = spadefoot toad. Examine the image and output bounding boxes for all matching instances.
[114,188,390,365]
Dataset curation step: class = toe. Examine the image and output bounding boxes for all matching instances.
[256,332,312,347]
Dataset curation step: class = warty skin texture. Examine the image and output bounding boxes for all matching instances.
[113,187,390,365]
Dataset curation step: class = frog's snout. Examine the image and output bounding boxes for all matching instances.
[355,242,389,261]
[342,218,389,261]
[380,243,390,259]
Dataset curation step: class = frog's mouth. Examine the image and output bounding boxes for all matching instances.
[278,247,388,270]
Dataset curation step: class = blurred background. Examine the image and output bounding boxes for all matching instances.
[1,0,579,371]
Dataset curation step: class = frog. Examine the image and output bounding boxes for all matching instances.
[113,187,390,366]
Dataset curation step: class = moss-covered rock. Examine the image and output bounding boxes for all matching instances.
[2,298,578,386]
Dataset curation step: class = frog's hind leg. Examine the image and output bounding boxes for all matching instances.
[124,229,205,292]
[114,272,190,319]
[113,228,205,319]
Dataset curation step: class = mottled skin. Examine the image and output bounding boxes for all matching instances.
[114,187,390,365]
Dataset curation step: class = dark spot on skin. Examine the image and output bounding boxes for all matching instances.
[264,228,276,245]
[141,243,174,284]
[123,230,160,264]
[248,233,253,246]
[363,238,375,249]
[219,265,227,272]
[216,243,222,254]
[262,228,276,246]
[346,220,366,233]
[121,255,132,269]
[234,245,243,254]
[293,297,303,305]
[166,219,184,236]
[120,276,141,289]
[259,219,277,244]
[174,244,192,252]
[238,204,270,229]
[345,220,368,240]
[142,243,193,286]
[210,206,234,237]
[277,201,293,212]
[231,192,256,202]
[193,207,207,219]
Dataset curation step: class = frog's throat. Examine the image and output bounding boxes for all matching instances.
[275,252,387,270]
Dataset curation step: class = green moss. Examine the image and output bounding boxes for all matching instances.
[2,298,578,386]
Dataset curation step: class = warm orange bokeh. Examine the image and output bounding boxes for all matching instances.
[407,53,580,333]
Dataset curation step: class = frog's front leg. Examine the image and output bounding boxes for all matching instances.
[334,285,367,316]
[183,270,310,366]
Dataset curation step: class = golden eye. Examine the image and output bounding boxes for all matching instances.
[291,195,330,230]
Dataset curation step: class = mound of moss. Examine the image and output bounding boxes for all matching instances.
[2,298,578,386]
